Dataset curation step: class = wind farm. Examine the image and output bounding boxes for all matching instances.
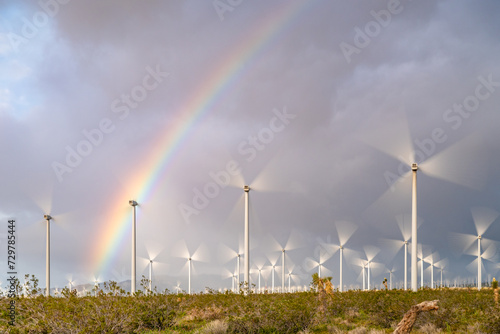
[2,0,500,332]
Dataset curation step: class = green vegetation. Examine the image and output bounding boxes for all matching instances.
[1,276,500,333]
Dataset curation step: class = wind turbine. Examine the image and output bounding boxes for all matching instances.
[174,282,182,294]
[424,251,440,289]
[218,243,244,293]
[451,207,499,290]
[44,214,52,297]
[287,265,301,293]
[92,275,103,297]
[266,230,303,293]
[303,241,332,279]
[172,239,209,294]
[142,239,168,294]
[221,268,237,292]
[361,112,489,293]
[379,214,415,290]
[354,259,367,290]
[66,274,76,292]
[386,266,397,290]
[243,185,250,292]
[129,200,138,294]
[252,258,269,293]
[319,221,358,292]
[364,246,382,290]
[435,258,449,288]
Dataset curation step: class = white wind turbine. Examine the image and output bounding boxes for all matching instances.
[354,259,368,291]
[386,266,397,290]
[172,239,209,294]
[287,265,301,293]
[128,200,138,294]
[357,246,383,291]
[221,268,237,292]
[138,240,167,294]
[435,258,449,288]
[65,274,76,292]
[379,214,418,290]
[303,242,333,281]
[424,251,440,289]
[361,113,489,292]
[320,221,358,292]
[218,242,244,293]
[266,230,303,293]
[252,258,270,293]
[226,151,303,294]
[174,282,182,294]
[451,207,499,291]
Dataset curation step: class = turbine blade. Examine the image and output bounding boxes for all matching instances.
[285,228,305,251]
[250,149,295,193]
[318,246,333,263]
[466,258,480,274]
[481,240,498,261]
[449,232,477,255]
[192,243,210,262]
[144,239,165,261]
[419,134,488,190]
[471,207,499,236]
[171,239,190,259]
[395,213,412,241]
[364,172,412,224]
[218,243,238,264]
[363,245,381,261]
[335,220,358,246]
[302,257,319,272]
[356,108,415,165]
[378,238,405,262]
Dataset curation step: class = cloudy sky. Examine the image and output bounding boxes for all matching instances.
[1,0,500,293]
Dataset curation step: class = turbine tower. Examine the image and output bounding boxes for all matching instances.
[451,207,499,291]
[44,214,52,297]
[244,185,250,293]
[188,257,192,294]
[281,249,285,293]
[411,163,418,292]
[129,200,138,294]
[149,260,153,293]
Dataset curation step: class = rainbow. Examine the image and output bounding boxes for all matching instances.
[91,1,317,275]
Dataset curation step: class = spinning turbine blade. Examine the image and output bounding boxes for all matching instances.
[335,220,358,246]
[395,214,412,241]
[419,134,488,190]
[356,109,415,165]
[471,207,499,236]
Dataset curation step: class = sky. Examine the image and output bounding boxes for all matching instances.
[1,0,500,293]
